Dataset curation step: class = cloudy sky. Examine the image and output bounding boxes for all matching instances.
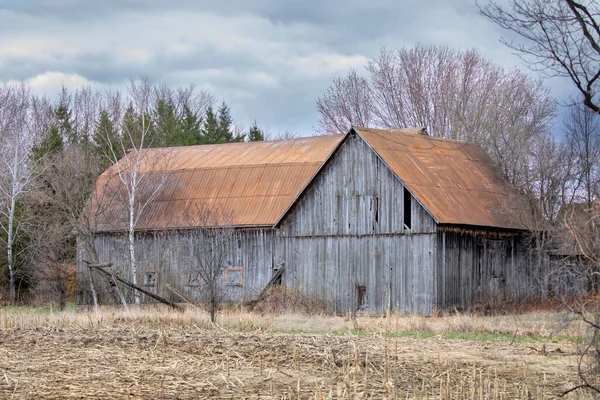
[0,0,574,136]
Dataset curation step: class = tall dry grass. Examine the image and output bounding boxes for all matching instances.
[0,304,587,341]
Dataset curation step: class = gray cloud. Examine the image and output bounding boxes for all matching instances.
[0,0,574,135]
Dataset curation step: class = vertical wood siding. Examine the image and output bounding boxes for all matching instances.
[280,132,436,237]
[279,132,437,314]
[435,231,540,310]
[77,229,279,304]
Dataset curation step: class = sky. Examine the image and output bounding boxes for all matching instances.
[0,0,576,136]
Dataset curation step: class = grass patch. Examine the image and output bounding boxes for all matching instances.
[269,327,561,342]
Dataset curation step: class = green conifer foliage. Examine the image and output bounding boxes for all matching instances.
[247,121,264,142]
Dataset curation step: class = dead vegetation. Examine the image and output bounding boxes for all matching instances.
[0,306,596,399]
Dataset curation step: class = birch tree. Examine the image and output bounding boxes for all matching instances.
[0,84,40,303]
[97,79,169,304]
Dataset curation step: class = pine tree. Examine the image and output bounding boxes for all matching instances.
[33,125,64,162]
[247,121,264,142]
[217,102,245,143]
[217,102,234,143]
[92,109,121,164]
[55,93,75,144]
[201,105,221,144]
[178,105,203,145]
[154,99,180,147]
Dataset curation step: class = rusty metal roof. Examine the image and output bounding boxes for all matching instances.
[355,127,533,230]
[90,135,345,232]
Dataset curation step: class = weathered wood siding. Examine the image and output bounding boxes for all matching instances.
[435,231,539,310]
[280,132,436,237]
[77,229,279,304]
[279,131,437,314]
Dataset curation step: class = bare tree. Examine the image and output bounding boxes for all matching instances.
[478,0,600,113]
[565,103,600,205]
[0,84,41,303]
[560,202,600,396]
[315,45,556,190]
[316,69,373,135]
[182,204,234,323]
[264,130,299,141]
[73,86,101,143]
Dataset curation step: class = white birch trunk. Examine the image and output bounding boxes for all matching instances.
[7,195,16,303]
[129,169,140,304]
[6,143,20,303]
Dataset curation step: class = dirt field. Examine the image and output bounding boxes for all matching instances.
[0,308,592,399]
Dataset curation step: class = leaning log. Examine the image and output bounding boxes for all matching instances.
[86,262,182,310]
[245,263,285,310]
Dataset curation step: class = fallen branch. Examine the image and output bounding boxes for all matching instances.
[85,262,182,310]
[166,284,200,308]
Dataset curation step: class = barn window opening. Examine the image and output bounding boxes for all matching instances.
[143,271,157,286]
[404,187,412,230]
[186,272,200,286]
[225,268,243,286]
[357,285,366,308]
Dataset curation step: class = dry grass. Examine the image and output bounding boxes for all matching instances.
[0,304,585,339]
[0,306,596,399]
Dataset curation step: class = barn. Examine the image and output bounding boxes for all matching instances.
[78,127,541,314]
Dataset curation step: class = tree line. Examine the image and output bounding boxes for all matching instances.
[0,80,270,306]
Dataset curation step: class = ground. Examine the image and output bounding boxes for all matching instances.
[0,307,594,399]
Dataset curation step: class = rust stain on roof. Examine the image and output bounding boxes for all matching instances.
[90,135,345,232]
[355,127,533,230]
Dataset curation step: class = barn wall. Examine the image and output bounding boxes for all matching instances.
[282,234,436,314]
[279,131,437,314]
[280,132,436,237]
[76,229,279,304]
[435,230,542,310]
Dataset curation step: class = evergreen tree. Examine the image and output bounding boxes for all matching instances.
[247,121,264,142]
[178,105,203,145]
[201,105,221,144]
[200,102,244,144]
[217,102,245,143]
[217,102,234,143]
[55,97,75,145]
[92,109,121,164]
[154,99,180,147]
[33,125,64,162]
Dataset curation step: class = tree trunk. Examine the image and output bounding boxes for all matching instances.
[7,195,16,304]
[210,300,216,323]
[129,180,140,305]
[129,225,140,305]
[59,286,66,311]
[84,241,100,311]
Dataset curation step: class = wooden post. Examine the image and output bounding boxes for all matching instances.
[86,265,100,312]
[109,269,129,312]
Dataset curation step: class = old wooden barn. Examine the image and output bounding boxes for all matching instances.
[78,127,541,314]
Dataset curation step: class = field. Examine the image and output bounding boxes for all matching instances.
[0,306,595,399]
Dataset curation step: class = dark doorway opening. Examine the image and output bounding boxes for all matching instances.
[404,187,412,230]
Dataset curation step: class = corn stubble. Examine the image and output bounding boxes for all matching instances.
[0,307,593,399]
